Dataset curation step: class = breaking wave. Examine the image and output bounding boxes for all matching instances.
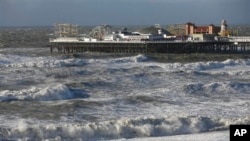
[185,81,250,95]
[0,54,148,68]
[1,116,250,141]
[2,58,88,68]
[106,54,148,64]
[161,59,250,72]
[1,53,249,72]
[0,84,88,102]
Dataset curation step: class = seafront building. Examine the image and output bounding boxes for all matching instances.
[185,19,231,41]
[185,23,220,35]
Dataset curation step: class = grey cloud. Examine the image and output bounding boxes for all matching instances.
[0,0,249,26]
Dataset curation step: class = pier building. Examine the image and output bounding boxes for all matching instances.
[185,20,232,41]
[185,23,220,35]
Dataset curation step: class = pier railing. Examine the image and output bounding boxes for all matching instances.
[50,38,250,54]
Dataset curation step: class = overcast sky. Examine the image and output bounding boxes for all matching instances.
[0,0,249,26]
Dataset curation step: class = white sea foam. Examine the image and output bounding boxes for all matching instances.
[0,54,147,69]
[193,59,249,71]
[133,54,148,62]
[185,81,250,95]
[2,53,249,72]
[158,59,250,73]
[1,116,250,141]
[2,57,88,68]
[1,50,250,140]
[33,84,73,101]
[116,131,229,141]
[0,84,87,101]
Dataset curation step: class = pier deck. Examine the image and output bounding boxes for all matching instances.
[50,40,250,54]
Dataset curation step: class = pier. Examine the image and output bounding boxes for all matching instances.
[50,22,250,54]
[50,40,250,54]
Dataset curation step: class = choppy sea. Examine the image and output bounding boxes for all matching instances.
[0,47,250,141]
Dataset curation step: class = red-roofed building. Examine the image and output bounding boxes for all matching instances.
[185,23,220,35]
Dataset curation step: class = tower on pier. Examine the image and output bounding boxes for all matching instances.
[219,19,229,36]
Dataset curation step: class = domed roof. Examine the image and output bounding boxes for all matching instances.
[136,26,172,35]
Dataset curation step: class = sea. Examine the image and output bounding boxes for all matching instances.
[0,47,250,141]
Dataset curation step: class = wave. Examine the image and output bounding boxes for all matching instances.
[2,52,249,72]
[160,59,250,72]
[0,54,12,66]
[184,81,250,95]
[0,53,90,68]
[0,84,88,102]
[2,58,88,68]
[134,54,148,62]
[193,59,250,71]
[106,54,148,65]
[1,54,148,68]
[1,116,250,141]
